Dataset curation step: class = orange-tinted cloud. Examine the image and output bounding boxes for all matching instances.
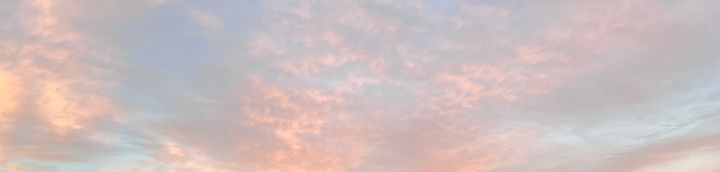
[0,69,21,129]
[0,0,120,168]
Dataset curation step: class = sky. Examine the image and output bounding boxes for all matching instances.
[1,0,720,171]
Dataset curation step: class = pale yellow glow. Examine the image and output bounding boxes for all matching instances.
[639,149,720,172]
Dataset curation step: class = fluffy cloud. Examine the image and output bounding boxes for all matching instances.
[0,0,121,170]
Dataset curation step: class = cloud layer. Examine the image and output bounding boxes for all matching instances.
[1,0,720,171]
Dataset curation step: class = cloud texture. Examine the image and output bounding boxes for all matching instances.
[1,0,720,171]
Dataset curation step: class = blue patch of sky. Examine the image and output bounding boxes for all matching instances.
[425,0,458,14]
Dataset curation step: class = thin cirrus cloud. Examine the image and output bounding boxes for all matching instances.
[1,0,719,171]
